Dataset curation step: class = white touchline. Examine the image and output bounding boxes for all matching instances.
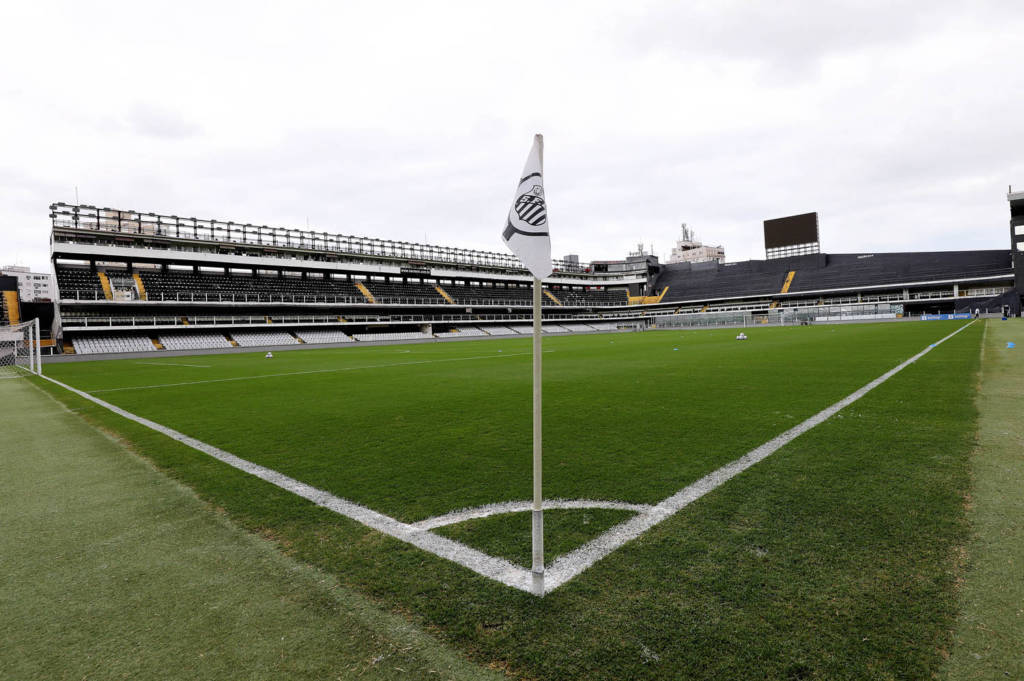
[39,321,974,595]
[91,350,554,393]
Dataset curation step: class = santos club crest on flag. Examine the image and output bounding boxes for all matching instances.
[502,134,552,279]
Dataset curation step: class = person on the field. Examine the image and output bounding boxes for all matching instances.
[736,332,748,341]
[265,351,273,358]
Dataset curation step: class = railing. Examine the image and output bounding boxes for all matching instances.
[907,289,955,300]
[56,289,630,307]
[50,202,595,274]
[61,309,649,329]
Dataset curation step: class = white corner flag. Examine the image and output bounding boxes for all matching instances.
[502,134,550,597]
[502,134,552,280]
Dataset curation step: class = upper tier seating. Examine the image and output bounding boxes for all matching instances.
[72,335,155,354]
[786,251,1013,293]
[55,268,104,299]
[295,329,355,344]
[553,288,629,306]
[158,333,233,351]
[441,283,541,306]
[139,270,364,302]
[230,330,299,346]
[655,250,1013,303]
[364,281,445,303]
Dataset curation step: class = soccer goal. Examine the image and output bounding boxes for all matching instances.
[0,319,42,378]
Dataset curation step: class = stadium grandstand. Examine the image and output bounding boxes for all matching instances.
[45,197,1022,356]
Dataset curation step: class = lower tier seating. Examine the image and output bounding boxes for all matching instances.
[435,327,488,338]
[158,333,233,351]
[230,330,299,346]
[72,335,155,354]
[295,329,355,344]
[352,330,432,342]
[482,326,518,335]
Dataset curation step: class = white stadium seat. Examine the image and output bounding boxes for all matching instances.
[71,335,156,355]
[230,330,300,347]
[294,329,356,344]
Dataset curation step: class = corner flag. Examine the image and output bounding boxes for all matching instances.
[502,134,550,596]
[503,134,552,279]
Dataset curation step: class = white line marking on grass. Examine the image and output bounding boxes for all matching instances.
[412,499,653,531]
[135,361,212,368]
[91,350,553,393]
[39,372,535,593]
[41,322,974,595]
[543,320,978,590]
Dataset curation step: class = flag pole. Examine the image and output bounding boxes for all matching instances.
[531,274,544,596]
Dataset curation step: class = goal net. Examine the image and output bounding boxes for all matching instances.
[0,319,42,378]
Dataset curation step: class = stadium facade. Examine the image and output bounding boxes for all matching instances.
[40,198,1021,356]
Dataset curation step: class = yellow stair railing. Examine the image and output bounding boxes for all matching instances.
[627,287,669,305]
[133,273,148,300]
[780,270,796,294]
[97,272,113,300]
[543,290,563,306]
[2,290,20,324]
[354,281,375,303]
[435,285,455,304]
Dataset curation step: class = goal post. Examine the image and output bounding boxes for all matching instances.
[0,318,42,378]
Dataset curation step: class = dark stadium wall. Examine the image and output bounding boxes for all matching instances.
[20,301,56,336]
[1008,192,1024,314]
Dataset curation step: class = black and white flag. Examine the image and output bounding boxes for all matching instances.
[502,134,552,279]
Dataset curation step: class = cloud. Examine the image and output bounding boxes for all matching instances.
[2,0,1024,274]
[124,103,201,140]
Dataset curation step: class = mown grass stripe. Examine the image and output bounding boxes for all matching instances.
[91,349,549,393]
[944,319,1024,679]
[544,321,976,589]
[40,371,537,592]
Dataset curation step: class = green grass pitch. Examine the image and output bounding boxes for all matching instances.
[38,320,982,680]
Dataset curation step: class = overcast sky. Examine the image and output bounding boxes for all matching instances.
[2,1,1023,273]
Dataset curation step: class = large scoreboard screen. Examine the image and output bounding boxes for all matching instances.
[763,212,819,248]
